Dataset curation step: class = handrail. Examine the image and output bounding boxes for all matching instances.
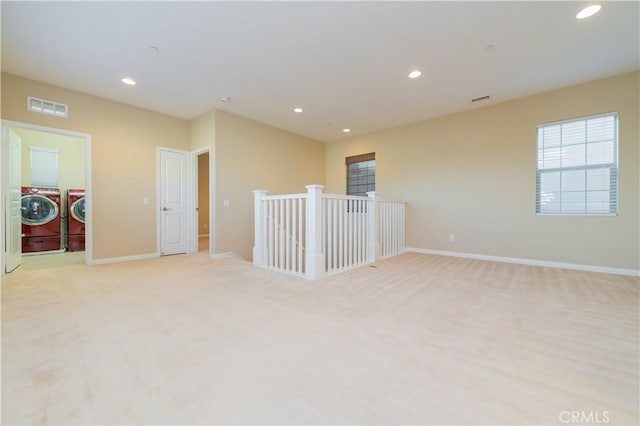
[263,193,307,201]
[322,193,370,201]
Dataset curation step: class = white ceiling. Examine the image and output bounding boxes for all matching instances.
[2,1,638,142]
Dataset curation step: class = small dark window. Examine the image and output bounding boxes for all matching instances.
[346,152,375,196]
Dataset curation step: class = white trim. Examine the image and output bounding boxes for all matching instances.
[1,120,90,140]
[536,213,618,217]
[405,247,640,277]
[1,120,93,266]
[88,252,159,265]
[156,147,161,256]
[22,248,66,256]
[210,251,243,260]
[537,110,618,128]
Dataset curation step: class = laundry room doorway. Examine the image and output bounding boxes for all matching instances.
[1,120,92,273]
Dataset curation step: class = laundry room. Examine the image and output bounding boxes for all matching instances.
[15,127,85,257]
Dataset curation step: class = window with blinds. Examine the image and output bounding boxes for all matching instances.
[30,147,59,187]
[536,112,618,215]
[346,152,375,196]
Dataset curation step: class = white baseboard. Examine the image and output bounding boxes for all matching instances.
[88,252,159,265]
[210,251,244,260]
[22,248,66,256]
[405,247,640,277]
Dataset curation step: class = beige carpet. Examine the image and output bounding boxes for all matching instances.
[2,252,638,425]
[18,250,86,271]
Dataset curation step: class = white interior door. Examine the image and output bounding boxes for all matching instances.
[3,127,22,272]
[159,148,189,256]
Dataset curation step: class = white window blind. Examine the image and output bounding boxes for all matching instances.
[30,147,59,187]
[536,112,618,215]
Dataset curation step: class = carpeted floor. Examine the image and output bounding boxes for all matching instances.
[2,251,638,425]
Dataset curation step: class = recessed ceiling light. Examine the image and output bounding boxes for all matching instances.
[293,107,303,113]
[576,4,601,19]
[121,77,136,86]
[343,128,351,133]
[408,70,422,79]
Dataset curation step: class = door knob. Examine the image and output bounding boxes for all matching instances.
[162,207,172,211]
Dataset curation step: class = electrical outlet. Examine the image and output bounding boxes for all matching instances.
[223,199,230,207]
[449,234,455,242]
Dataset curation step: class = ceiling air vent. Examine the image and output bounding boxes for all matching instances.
[471,95,491,103]
[27,96,68,118]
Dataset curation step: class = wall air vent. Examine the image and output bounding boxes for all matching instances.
[471,95,491,103]
[27,96,68,118]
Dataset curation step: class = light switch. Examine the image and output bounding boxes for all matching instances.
[143,197,150,205]
[223,199,230,207]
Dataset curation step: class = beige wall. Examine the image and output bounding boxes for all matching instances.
[189,109,216,153]
[4,71,636,270]
[326,71,640,270]
[214,110,325,260]
[189,110,216,252]
[1,73,190,260]
[197,153,210,235]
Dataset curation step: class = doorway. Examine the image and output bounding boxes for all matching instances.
[1,120,91,273]
[197,151,210,253]
[156,146,212,257]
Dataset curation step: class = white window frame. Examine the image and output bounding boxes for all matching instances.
[346,152,376,197]
[536,112,618,216]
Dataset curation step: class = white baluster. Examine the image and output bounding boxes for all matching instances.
[367,192,380,263]
[292,198,297,272]
[299,198,304,273]
[355,201,360,265]
[279,199,284,269]
[285,198,290,271]
[268,200,274,267]
[332,199,337,271]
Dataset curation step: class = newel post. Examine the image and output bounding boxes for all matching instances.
[305,184,325,280]
[367,191,380,263]
[252,189,268,267]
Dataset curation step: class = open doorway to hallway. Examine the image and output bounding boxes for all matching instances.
[197,151,210,253]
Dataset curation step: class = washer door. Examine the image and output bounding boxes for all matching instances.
[70,197,86,224]
[21,194,59,226]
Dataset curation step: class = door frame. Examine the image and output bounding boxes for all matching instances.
[2,127,21,272]
[1,120,93,270]
[190,146,212,255]
[156,146,193,255]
